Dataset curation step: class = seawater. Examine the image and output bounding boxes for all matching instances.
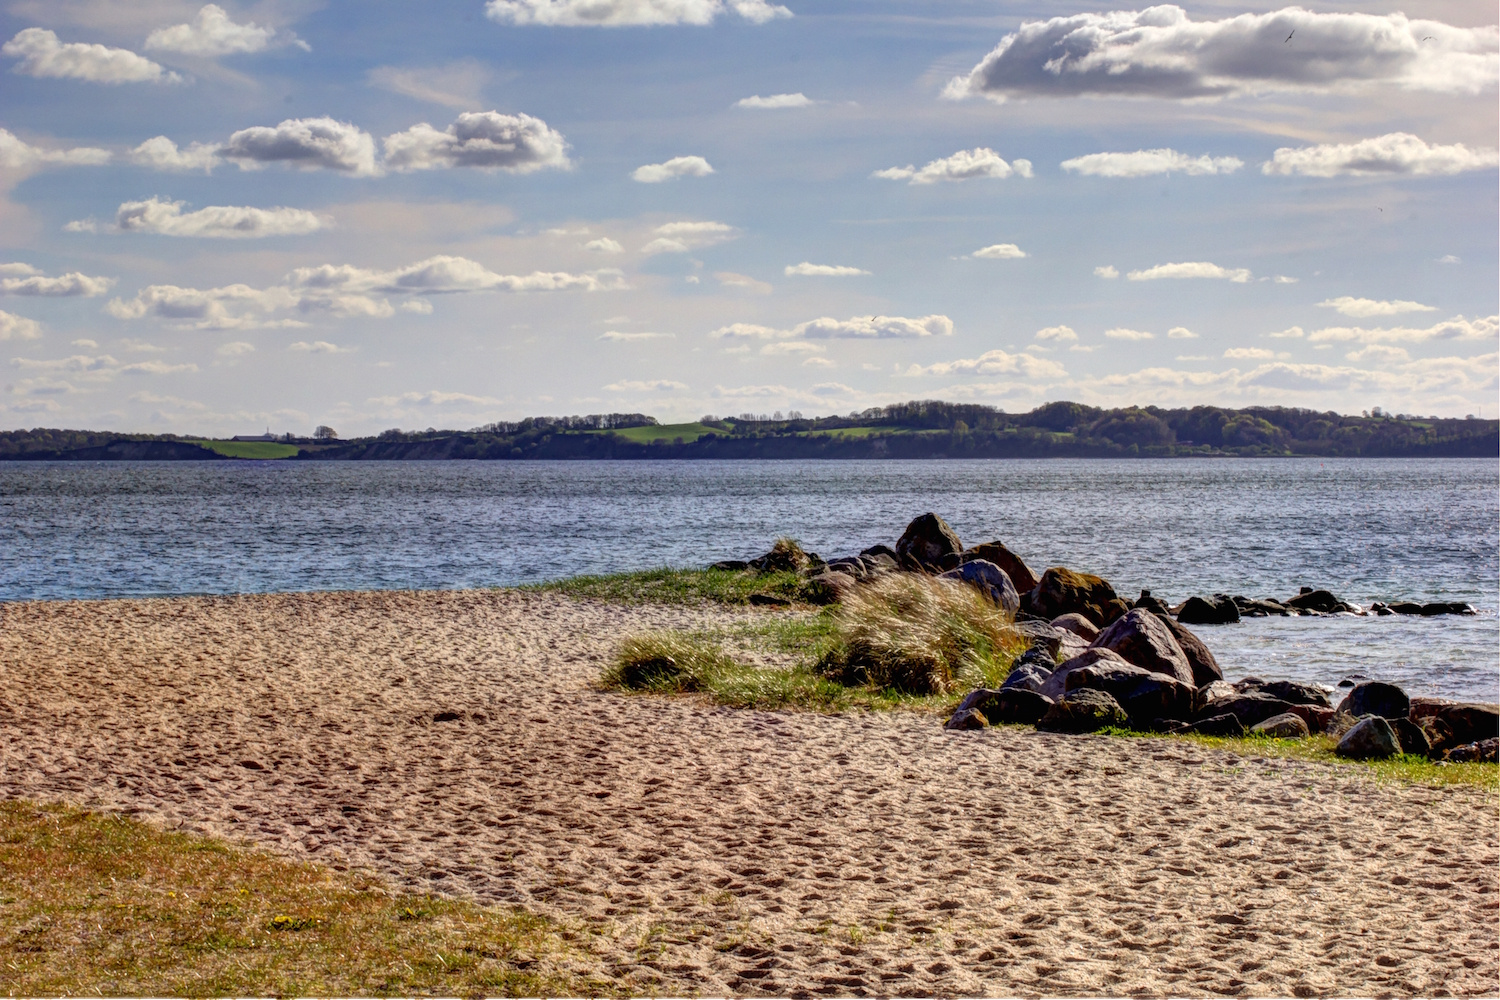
[1,457,1495,702]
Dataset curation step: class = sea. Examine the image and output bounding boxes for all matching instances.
[2,457,1496,703]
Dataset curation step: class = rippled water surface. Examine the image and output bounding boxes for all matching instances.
[2,458,1495,701]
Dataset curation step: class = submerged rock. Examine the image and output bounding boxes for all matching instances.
[1335,716,1401,760]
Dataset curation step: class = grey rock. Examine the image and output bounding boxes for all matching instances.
[987,688,1054,725]
[1251,712,1310,738]
[1287,587,1342,613]
[1090,608,1194,686]
[959,541,1039,594]
[1240,679,1331,707]
[1195,692,1300,729]
[1446,738,1499,763]
[801,571,856,605]
[860,543,899,562]
[1185,713,1247,738]
[1195,679,1238,713]
[896,513,963,571]
[1335,716,1401,760]
[1036,688,1128,734]
[1065,660,1195,728]
[939,558,1020,617]
[1389,717,1431,757]
[1152,614,1222,686]
[1039,647,1134,701]
[1132,589,1173,616]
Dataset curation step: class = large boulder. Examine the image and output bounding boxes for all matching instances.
[1247,680,1331,707]
[895,513,963,571]
[1195,679,1238,713]
[1153,615,1223,686]
[1335,716,1401,760]
[1090,609,1193,686]
[801,571,856,605]
[1409,699,1500,752]
[1251,713,1310,739]
[1389,717,1431,757]
[1024,567,1128,627]
[1183,713,1247,737]
[960,541,1039,594]
[1010,620,1088,662]
[1051,613,1099,641]
[939,559,1019,617]
[1039,647,1134,701]
[1338,681,1410,720]
[1178,595,1240,625]
[1195,692,1300,730]
[988,688,1054,725]
[1064,661,1195,728]
[1036,688,1128,734]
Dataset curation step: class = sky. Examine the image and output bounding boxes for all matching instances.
[0,0,1495,436]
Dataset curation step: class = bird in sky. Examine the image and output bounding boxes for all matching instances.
[1284,29,1295,42]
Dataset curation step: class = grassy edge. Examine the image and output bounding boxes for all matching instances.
[0,800,619,996]
[526,566,815,607]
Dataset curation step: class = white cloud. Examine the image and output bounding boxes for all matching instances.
[288,256,626,295]
[289,340,354,354]
[1127,261,1251,283]
[221,118,380,176]
[599,330,673,341]
[761,341,822,355]
[945,6,1499,103]
[107,283,302,330]
[98,197,324,239]
[584,237,624,253]
[972,243,1026,259]
[1035,325,1077,344]
[369,390,502,407]
[1105,328,1154,341]
[400,299,433,314]
[145,4,305,57]
[631,155,714,183]
[1438,255,1461,265]
[217,341,254,356]
[1267,326,1304,339]
[905,348,1065,378]
[1306,314,1497,345]
[128,136,219,172]
[603,378,688,391]
[874,148,1031,185]
[368,62,488,109]
[1061,148,1243,178]
[1319,296,1437,318]
[802,356,836,368]
[710,322,786,340]
[1225,347,1277,359]
[785,262,868,276]
[0,309,42,340]
[797,314,953,339]
[1093,265,1118,279]
[383,112,570,173]
[1273,275,1299,284]
[641,220,736,254]
[0,266,114,297]
[10,353,196,378]
[736,93,810,109]
[716,271,771,294]
[1346,344,1411,364]
[1167,326,1198,339]
[3,27,180,84]
[485,0,790,27]
[0,128,110,170]
[1263,133,1499,178]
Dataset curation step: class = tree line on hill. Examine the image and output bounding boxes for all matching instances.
[0,402,1494,460]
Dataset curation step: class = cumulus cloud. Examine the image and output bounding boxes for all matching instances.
[383,111,570,173]
[1306,314,1497,345]
[716,272,771,294]
[711,314,953,341]
[369,390,502,408]
[1105,328,1153,340]
[287,256,626,295]
[736,92,810,108]
[760,341,822,355]
[944,6,1499,103]
[3,28,180,84]
[0,128,110,170]
[0,265,114,297]
[217,340,254,356]
[0,309,42,340]
[107,283,303,330]
[221,118,380,175]
[709,322,785,340]
[1093,265,1118,279]
[584,237,623,253]
[604,378,688,391]
[972,243,1027,259]
[1167,326,1198,339]
[288,340,353,354]
[1263,133,1499,177]
[1319,296,1437,318]
[1061,148,1243,177]
[1035,325,1077,344]
[1346,344,1411,364]
[128,136,219,172]
[631,155,713,183]
[145,4,306,57]
[599,330,673,341]
[640,220,737,254]
[904,348,1066,378]
[1225,347,1277,359]
[873,147,1032,184]
[485,0,791,27]
[99,197,325,239]
[784,262,868,276]
[1127,261,1251,283]
[10,353,197,378]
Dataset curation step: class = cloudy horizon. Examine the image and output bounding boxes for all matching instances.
[1,0,1495,435]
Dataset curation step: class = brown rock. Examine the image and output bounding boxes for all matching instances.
[1251,713,1310,738]
[961,541,1039,593]
[896,513,963,571]
[944,707,988,731]
[1024,567,1126,627]
[1090,609,1193,686]
[1151,614,1224,686]
[1051,612,1099,641]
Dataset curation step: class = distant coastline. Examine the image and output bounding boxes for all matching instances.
[3,400,1496,461]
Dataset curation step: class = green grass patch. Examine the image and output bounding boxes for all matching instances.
[0,800,613,996]
[592,422,727,444]
[187,439,301,460]
[531,566,815,606]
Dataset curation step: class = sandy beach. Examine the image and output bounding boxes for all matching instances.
[0,588,1495,996]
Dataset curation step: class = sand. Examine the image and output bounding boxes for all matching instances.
[1,588,1495,996]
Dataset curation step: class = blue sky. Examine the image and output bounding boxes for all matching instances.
[0,0,1495,435]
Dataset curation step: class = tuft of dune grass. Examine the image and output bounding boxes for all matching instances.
[605,631,737,692]
[817,573,1023,695]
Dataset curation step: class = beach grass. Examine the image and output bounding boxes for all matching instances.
[187,439,301,460]
[0,800,610,996]
[532,566,815,606]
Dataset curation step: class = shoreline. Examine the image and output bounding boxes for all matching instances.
[2,587,1496,995]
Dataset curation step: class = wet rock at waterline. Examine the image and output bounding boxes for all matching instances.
[1023,567,1129,627]
[1177,595,1240,625]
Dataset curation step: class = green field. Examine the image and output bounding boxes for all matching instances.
[188,440,301,460]
[595,422,727,444]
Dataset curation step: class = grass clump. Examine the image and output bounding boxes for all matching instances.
[605,632,736,692]
[0,800,611,996]
[532,567,813,606]
[816,573,1024,695]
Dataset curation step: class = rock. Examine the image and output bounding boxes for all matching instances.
[939,559,1019,616]
[1251,713,1310,738]
[1287,588,1341,613]
[1409,699,1500,752]
[1090,608,1194,686]
[1233,676,1267,691]
[1024,567,1128,627]
[1002,662,1053,695]
[800,572,856,605]
[960,541,1039,593]
[1244,680,1331,707]
[1195,680,1238,713]
[824,556,868,579]
[1389,717,1431,756]
[861,553,898,575]
[710,559,749,571]
[1195,693,1300,730]
[1152,615,1224,686]
[945,707,988,731]
[1388,601,1424,615]
[1065,661,1195,727]
[1421,601,1476,616]
[1036,688,1128,734]
[1339,681,1410,720]
[1177,595,1240,625]
[1131,589,1172,616]
[1335,716,1401,760]
[1446,738,1499,763]
[895,513,963,571]
[1010,621,1069,659]
[748,593,792,607]
[1370,602,1393,616]
[1232,596,1293,617]
[987,688,1054,725]
[1039,647,1134,701]
[1296,705,1335,734]
[1051,612,1099,641]
[861,543,899,561]
[953,688,998,715]
[1185,713,1247,737]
